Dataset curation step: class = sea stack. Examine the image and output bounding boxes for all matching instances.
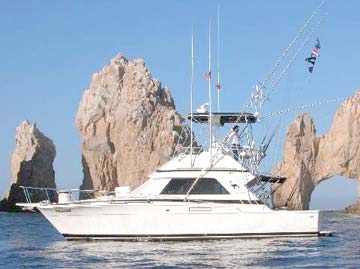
[0,121,56,211]
[273,90,360,210]
[76,54,191,192]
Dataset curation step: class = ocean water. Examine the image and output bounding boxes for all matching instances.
[0,211,359,269]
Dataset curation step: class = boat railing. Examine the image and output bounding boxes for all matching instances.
[19,186,58,204]
[245,175,286,208]
[175,142,262,170]
[175,146,204,159]
[19,186,116,204]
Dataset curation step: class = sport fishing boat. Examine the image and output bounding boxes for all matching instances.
[18,2,333,240]
[17,111,328,240]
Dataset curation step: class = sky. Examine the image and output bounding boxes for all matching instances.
[0,0,359,209]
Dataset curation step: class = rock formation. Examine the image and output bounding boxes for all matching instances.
[273,91,360,210]
[345,201,360,214]
[0,121,56,211]
[76,54,191,192]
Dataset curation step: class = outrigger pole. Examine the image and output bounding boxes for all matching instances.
[260,0,326,91]
[251,0,327,115]
[190,22,194,166]
[208,18,213,157]
[217,3,221,113]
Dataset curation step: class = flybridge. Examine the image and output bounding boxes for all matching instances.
[187,112,258,125]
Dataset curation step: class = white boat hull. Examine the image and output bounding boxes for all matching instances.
[36,201,320,240]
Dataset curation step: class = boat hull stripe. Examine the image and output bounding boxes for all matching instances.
[111,199,263,205]
[59,199,264,205]
[62,231,320,240]
[156,169,248,172]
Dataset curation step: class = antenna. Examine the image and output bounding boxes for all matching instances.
[208,18,212,157]
[190,22,194,166]
[217,2,221,112]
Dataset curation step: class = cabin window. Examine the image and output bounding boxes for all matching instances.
[190,178,229,195]
[160,178,229,195]
[160,178,195,195]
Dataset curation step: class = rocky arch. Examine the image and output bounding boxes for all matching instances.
[310,176,358,209]
[272,91,360,210]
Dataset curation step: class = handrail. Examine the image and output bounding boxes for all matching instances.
[19,186,58,204]
[19,186,115,193]
[18,186,118,204]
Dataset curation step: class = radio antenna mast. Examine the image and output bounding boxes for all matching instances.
[208,18,212,157]
[190,23,194,166]
[217,3,221,112]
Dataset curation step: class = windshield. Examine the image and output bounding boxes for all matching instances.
[160,178,229,195]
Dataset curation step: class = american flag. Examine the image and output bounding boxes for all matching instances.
[311,48,320,57]
[216,83,221,90]
[205,71,211,80]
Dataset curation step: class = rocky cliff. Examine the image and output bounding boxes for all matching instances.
[273,91,360,210]
[0,121,56,211]
[76,54,191,192]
